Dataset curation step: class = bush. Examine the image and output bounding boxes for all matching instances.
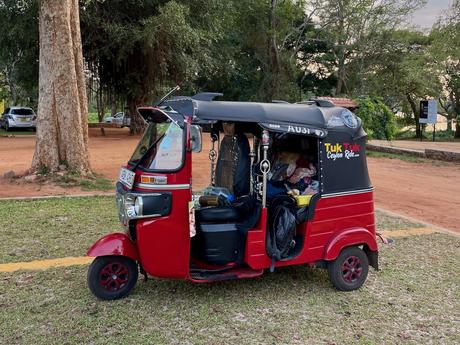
[354,96,398,140]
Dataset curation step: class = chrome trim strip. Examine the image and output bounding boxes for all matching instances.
[137,195,144,216]
[130,213,162,220]
[134,183,190,190]
[321,188,373,198]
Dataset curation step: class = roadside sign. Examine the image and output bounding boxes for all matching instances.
[419,99,437,124]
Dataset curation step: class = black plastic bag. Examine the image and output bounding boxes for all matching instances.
[266,196,298,271]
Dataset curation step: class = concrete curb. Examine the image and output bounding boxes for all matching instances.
[425,148,460,162]
[0,192,113,201]
[366,143,425,158]
[367,143,460,163]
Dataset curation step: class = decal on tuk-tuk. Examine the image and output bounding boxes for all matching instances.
[262,122,327,138]
[324,142,361,161]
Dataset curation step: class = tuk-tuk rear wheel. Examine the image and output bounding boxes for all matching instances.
[327,246,369,292]
[87,256,138,300]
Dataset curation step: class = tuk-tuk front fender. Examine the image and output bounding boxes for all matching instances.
[324,227,378,262]
[87,233,139,262]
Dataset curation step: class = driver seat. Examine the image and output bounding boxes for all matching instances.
[214,130,250,198]
[196,125,250,223]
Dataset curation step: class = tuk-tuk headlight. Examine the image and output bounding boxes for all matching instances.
[123,195,144,218]
[134,196,143,216]
[124,195,137,218]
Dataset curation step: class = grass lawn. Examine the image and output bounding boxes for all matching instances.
[0,197,458,344]
[0,197,119,264]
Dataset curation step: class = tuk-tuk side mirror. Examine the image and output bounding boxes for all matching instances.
[190,125,202,153]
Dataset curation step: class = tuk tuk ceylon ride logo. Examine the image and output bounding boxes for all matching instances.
[325,142,361,161]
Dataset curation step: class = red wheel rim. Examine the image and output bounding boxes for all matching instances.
[341,255,363,283]
[99,262,129,291]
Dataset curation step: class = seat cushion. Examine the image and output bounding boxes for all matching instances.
[196,206,240,223]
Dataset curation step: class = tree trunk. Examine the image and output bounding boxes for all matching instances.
[109,89,117,116]
[5,67,19,105]
[266,0,280,101]
[32,0,91,175]
[406,93,421,138]
[335,0,346,96]
[96,84,105,136]
[128,96,146,135]
[447,118,452,132]
[455,117,460,139]
[335,52,346,96]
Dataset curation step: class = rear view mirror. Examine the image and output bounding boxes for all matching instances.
[190,125,202,153]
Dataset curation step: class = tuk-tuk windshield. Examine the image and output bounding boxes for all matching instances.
[129,121,184,171]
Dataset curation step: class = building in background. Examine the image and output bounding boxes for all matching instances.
[316,97,358,111]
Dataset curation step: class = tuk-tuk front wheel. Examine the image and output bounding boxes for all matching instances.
[328,247,369,291]
[87,256,138,300]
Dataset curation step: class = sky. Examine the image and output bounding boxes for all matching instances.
[409,0,453,29]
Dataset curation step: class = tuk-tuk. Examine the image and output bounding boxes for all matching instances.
[87,93,381,300]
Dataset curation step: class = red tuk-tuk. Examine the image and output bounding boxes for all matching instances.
[87,93,381,300]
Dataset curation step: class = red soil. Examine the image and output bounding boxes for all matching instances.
[1,129,459,233]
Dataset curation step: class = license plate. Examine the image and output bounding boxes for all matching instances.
[119,167,135,189]
[20,118,28,122]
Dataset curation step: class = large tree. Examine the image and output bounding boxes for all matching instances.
[80,0,225,134]
[309,0,425,96]
[195,0,308,102]
[431,0,460,138]
[32,0,90,175]
[355,29,441,137]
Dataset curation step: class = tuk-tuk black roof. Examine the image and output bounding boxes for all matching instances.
[161,96,365,139]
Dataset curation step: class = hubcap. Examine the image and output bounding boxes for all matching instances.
[341,255,362,283]
[99,262,129,291]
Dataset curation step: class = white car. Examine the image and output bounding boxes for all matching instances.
[1,107,37,131]
[103,112,131,127]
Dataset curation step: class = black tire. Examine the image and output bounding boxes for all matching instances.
[87,256,138,300]
[328,246,369,291]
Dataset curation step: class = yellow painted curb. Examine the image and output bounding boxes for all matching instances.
[0,256,94,273]
[381,227,437,238]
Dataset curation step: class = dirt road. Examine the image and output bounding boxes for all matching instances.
[1,130,459,233]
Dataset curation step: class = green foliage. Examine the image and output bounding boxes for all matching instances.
[87,113,99,123]
[355,96,398,140]
[80,0,225,104]
[309,0,426,96]
[0,0,38,105]
[196,0,308,102]
[0,0,455,134]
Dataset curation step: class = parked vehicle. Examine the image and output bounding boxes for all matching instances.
[87,92,385,300]
[103,112,130,127]
[1,107,37,131]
